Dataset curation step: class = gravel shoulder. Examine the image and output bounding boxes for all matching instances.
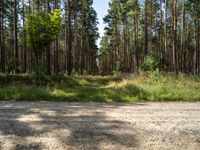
[0,101,200,150]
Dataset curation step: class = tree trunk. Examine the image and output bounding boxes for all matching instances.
[80,1,86,75]
[173,0,177,73]
[0,0,5,73]
[22,0,27,73]
[35,51,41,86]
[194,15,198,74]
[123,23,126,72]
[134,10,138,73]
[73,0,78,72]
[46,0,51,75]
[198,19,200,74]
[67,0,72,76]
[164,0,168,70]
[144,0,148,56]
[181,0,185,73]
[159,0,163,69]
[54,0,59,75]
[14,0,19,73]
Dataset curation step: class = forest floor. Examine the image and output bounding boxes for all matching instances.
[0,73,200,101]
[0,101,199,150]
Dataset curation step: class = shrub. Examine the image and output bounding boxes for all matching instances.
[140,51,160,72]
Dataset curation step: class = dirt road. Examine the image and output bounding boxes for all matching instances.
[0,101,199,150]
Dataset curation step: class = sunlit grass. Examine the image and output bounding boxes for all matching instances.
[0,73,199,102]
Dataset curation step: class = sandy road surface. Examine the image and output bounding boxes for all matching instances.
[0,101,199,150]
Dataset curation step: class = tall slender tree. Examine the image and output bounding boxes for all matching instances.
[14,0,19,73]
[0,0,5,72]
[164,0,168,69]
[67,0,72,75]
[144,0,148,56]
[22,0,27,72]
[46,0,51,75]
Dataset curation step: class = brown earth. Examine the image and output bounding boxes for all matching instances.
[0,101,200,150]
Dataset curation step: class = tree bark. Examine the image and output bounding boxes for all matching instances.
[80,1,86,75]
[164,0,168,70]
[134,13,138,73]
[67,0,72,75]
[173,0,177,73]
[181,0,185,73]
[54,0,59,75]
[159,0,163,69]
[144,0,148,56]
[0,0,5,72]
[22,0,27,73]
[14,0,19,73]
[46,0,51,75]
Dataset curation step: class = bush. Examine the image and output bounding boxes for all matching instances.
[140,51,160,72]
[32,66,52,85]
[7,57,17,73]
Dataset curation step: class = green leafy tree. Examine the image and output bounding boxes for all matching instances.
[27,9,61,84]
[140,51,160,72]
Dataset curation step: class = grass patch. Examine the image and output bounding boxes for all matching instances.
[0,73,199,102]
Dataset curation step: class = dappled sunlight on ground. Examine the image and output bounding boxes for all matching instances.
[0,74,200,102]
[0,101,200,149]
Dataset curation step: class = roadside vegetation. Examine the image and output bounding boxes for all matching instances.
[0,73,199,102]
[0,1,200,102]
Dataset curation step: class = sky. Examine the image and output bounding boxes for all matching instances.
[93,0,110,47]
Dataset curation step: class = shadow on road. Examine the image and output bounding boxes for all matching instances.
[0,102,139,149]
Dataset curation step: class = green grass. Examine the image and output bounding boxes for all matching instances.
[0,73,200,102]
